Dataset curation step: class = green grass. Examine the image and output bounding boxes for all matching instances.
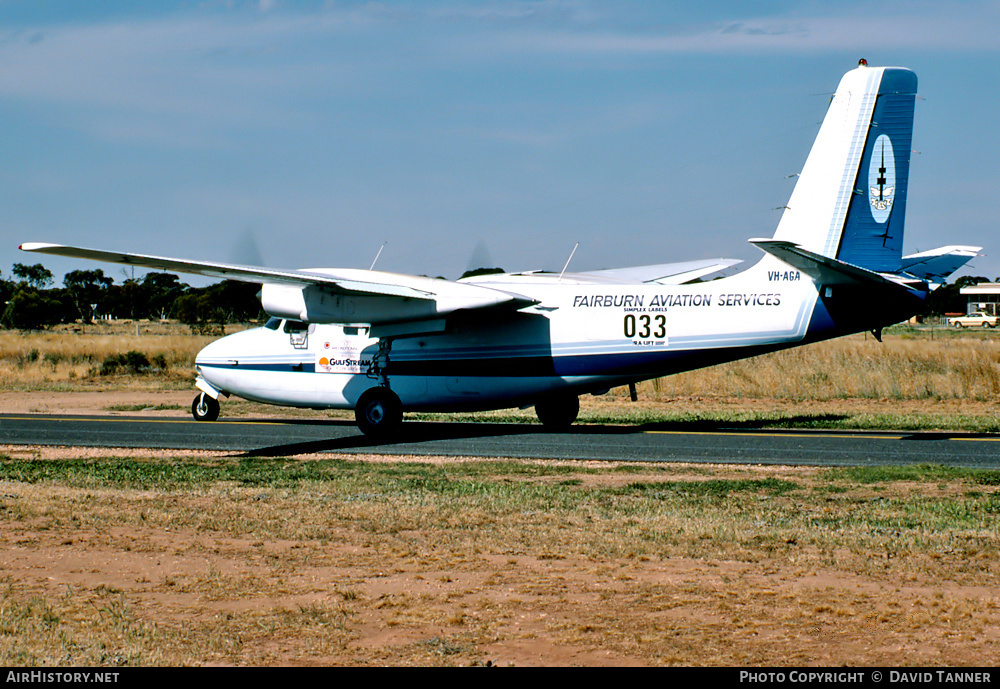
[823,464,1000,485]
[614,477,801,499]
[0,456,590,492]
[1,455,989,492]
[4,456,998,541]
[104,403,184,412]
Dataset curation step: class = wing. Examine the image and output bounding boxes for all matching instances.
[19,242,536,326]
[20,242,430,298]
[460,258,742,287]
[572,258,743,285]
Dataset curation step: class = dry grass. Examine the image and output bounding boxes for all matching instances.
[2,452,1000,666]
[611,328,1000,403]
[0,322,223,390]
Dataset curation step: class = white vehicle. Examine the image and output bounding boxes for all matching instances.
[949,312,998,328]
[21,63,981,439]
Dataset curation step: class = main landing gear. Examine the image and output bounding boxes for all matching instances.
[534,393,580,430]
[356,336,405,439]
[191,392,220,422]
[355,387,403,439]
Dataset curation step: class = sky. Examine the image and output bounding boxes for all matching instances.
[2,0,999,287]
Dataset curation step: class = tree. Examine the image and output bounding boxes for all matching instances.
[1,288,63,330]
[102,280,144,321]
[63,269,113,323]
[12,263,53,289]
[204,280,262,322]
[174,291,225,334]
[173,280,262,333]
[0,272,14,309]
[142,272,187,320]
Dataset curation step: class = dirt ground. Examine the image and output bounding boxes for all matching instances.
[3,391,1000,666]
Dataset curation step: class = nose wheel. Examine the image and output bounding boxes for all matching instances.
[192,392,220,422]
[355,387,403,439]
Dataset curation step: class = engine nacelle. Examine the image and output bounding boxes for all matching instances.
[260,283,439,324]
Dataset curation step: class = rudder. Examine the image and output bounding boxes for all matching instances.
[772,64,918,273]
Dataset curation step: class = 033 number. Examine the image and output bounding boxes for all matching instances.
[624,314,665,339]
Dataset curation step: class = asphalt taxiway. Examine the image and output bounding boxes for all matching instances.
[2,414,999,467]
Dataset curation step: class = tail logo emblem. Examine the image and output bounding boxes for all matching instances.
[868,134,896,223]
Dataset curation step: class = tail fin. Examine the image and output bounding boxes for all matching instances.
[772,64,917,273]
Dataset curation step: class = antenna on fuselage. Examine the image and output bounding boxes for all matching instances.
[558,242,579,282]
[369,242,387,270]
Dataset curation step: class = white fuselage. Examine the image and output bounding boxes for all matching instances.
[195,258,831,412]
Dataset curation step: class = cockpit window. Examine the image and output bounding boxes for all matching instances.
[264,317,282,331]
[283,320,308,333]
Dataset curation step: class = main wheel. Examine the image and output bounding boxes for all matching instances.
[534,393,580,430]
[191,393,220,422]
[355,387,403,439]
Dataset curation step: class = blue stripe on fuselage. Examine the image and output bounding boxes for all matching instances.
[198,361,316,373]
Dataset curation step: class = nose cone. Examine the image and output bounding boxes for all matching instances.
[195,328,270,367]
[195,333,234,366]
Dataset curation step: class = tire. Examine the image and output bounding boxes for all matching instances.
[355,387,403,439]
[983,322,992,328]
[191,393,220,422]
[534,393,580,430]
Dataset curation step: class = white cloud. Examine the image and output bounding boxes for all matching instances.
[0,12,371,146]
[497,6,1000,55]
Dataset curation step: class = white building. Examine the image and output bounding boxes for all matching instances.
[960,283,1000,316]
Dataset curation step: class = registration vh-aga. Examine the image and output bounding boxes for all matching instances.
[21,62,981,438]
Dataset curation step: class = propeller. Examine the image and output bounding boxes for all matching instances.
[231,227,265,267]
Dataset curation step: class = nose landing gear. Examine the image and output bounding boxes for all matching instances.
[191,392,220,422]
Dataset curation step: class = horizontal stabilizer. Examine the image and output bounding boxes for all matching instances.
[750,238,907,289]
[901,245,982,288]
